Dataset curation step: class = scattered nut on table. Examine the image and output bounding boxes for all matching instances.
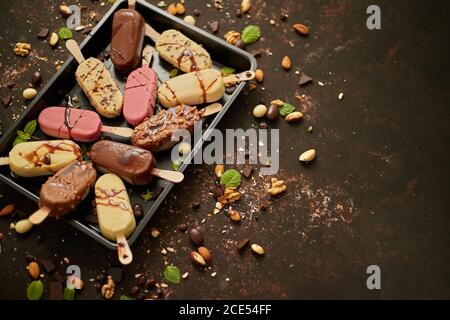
[13,43,31,56]
[218,187,241,205]
[241,0,251,13]
[255,69,264,82]
[183,15,196,26]
[214,164,224,178]
[292,23,310,35]
[282,56,292,70]
[197,246,213,263]
[0,204,15,217]
[299,149,317,162]
[224,31,241,45]
[49,32,59,47]
[253,104,267,118]
[267,178,286,196]
[27,261,40,279]
[285,111,303,122]
[251,243,265,255]
[228,208,241,222]
[271,99,284,107]
[190,251,206,266]
[101,276,115,299]
[23,88,37,100]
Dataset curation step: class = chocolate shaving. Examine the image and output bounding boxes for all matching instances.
[299,74,313,86]
[1,96,11,107]
[207,21,219,33]
[37,28,49,39]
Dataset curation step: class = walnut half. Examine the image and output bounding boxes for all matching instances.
[101,276,115,299]
[267,178,286,196]
[219,187,241,205]
[13,43,31,56]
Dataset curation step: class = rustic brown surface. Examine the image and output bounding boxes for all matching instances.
[0,0,449,299]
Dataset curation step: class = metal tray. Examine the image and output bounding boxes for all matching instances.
[0,0,256,249]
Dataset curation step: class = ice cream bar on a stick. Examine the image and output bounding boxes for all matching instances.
[144,24,212,73]
[95,173,135,265]
[110,0,145,75]
[158,69,255,108]
[0,140,82,177]
[89,141,184,184]
[66,39,123,118]
[131,103,222,153]
[28,161,96,225]
[123,45,158,126]
[39,106,133,142]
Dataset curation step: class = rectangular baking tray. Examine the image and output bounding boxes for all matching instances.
[0,0,256,249]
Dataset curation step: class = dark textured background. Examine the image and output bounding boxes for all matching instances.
[0,0,449,299]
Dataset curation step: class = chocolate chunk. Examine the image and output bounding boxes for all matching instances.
[49,282,63,300]
[108,266,125,283]
[1,95,11,107]
[40,259,56,273]
[188,228,204,246]
[299,74,313,86]
[236,239,250,252]
[242,167,253,179]
[207,21,219,33]
[37,28,49,39]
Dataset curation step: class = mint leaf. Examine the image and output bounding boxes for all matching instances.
[279,103,295,116]
[220,66,236,75]
[168,68,179,78]
[13,136,27,147]
[140,189,153,202]
[16,130,30,140]
[27,280,44,300]
[172,159,182,171]
[58,27,73,40]
[24,119,37,135]
[120,294,135,300]
[220,169,241,188]
[241,25,261,45]
[64,287,75,300]
[164,265,181,284]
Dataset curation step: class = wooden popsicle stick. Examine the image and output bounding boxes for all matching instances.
[151,168,184,183]
[0,157,10,166]
[144,23,161,42]
[142,45,154,66]
[223,70,256,85]
[128,0,136,9]
[29,207,51,225]
[201,103,222,117]
[101,126,133,138]
[117,235,133,265]
[65,40,85,64]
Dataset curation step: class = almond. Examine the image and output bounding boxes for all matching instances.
[190,251,206,266]
[28,261,40,279]
[281,56,292,70]
[285,111,303,122]
[241,0,251,13]
[197,246,213,263]
[293,23,310,35]
[255,69,264,82]
[0,204,15,217]
[228,208,241,222]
